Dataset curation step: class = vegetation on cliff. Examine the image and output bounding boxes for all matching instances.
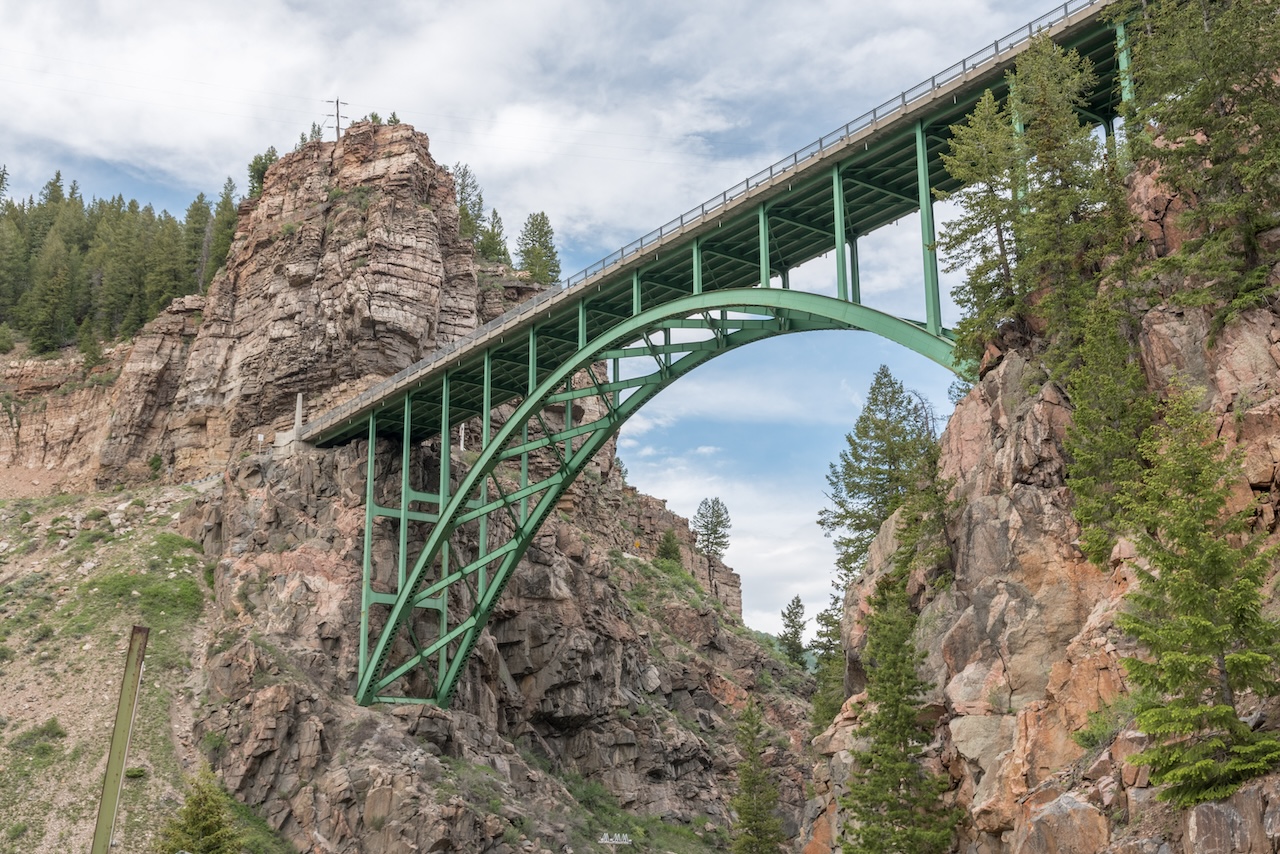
[1114,388,1280,807]
[932,0,1280,813]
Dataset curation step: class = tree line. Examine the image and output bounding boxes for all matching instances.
[0,167,238,356]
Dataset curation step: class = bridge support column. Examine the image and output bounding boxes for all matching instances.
[758,205,770,288]
[915,120,942,336]
[850,235,861,304]
[692,238,703,295]
[832,166,848,302]
[1116,21,1134,106]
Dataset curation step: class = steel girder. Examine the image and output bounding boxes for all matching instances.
[314,3,1132,706]
[354,290,955,706]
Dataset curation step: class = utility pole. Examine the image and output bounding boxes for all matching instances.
[333,97,348,142]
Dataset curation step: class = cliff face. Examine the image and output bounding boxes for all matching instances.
[801,299,1280,852]
[176,439,799,853]
[1,122,477,488]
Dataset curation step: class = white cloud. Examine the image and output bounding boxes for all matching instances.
[3,0,1044,636]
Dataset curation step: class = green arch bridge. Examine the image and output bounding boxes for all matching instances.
[300,0,1126,707]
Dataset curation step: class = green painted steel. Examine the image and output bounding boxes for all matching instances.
[298,0,1127,706]
[350,291,954,706]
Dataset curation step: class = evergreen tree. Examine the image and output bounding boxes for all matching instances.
[692,497,731,559]
[656,529,682,565]
[938,36,1116,373]
[21,229,75,352]
[205,178,238,288]
[1064,295,1155,564]
[183,193,213,292]
[453,163,484,246]
[476,207,511,265]
[778,595,806,667]
[77,317,103,368]
[387,112,400,125]
[1120,0,1280,326]
[842,469,957,854]
[156,766,241,854]
[0,216,29,323]
[515,210,560,284]
[730,701,785,854]
[143,211,187,316]
[247,146,279,199]
[818,365,935,581]
[1116,388,1280,807]
[936,89,1023,369]
[1009,36,1113,375]
[809,592,848,735]
[841,570,955,853]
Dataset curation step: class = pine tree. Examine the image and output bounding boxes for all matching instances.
[515,211,560,284]
[156,767,241,854]
[1064,295,1155,564]
[1119,0,1280,325]
[205,178,238,288]
[77,317,103,368]
[692,497,731,559]
[936,88,1023,368]
[778,595,806,667]
[143,211,187,316]
[656,529,682,565]
[809,592,848,735]
[0,215,29,323]
[453,163,484,246]
[841,474,957,854]
[183,193,213,292]
[21,229,75,352]
[730,701,785,854]
[841,570,955,853]
[1009,36,1113,375]
[818,365,935,581]
[476,207,511,265]
[247,147,279,199]
[938,36,1116,374]
[1115,387,1280,807]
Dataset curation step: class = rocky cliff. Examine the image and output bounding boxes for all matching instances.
[1,122,480,489]
[800,293,1280,848]
[0,124,801,853]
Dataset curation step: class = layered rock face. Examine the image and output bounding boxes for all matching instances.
[2,123,477,488]
[801,304,1280,854]
[161,123,477,480]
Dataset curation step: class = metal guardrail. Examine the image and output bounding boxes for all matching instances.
[303,0,1114,442]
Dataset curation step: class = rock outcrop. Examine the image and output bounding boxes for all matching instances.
[801,304,1280,853]
[179,437,803,853]
[2,123,479,489]
[164,123,478,481]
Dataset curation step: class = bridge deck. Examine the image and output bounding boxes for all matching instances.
[302,0,1122,448]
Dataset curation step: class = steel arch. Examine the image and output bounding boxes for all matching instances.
[354,289,955,706]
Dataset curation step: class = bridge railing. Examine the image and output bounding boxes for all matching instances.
[303,0,1110,441]
[559,0,1108,291]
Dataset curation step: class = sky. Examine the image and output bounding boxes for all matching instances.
[1,0,1053,639]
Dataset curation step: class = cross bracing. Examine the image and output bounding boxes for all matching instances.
[301,0,1126,706]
